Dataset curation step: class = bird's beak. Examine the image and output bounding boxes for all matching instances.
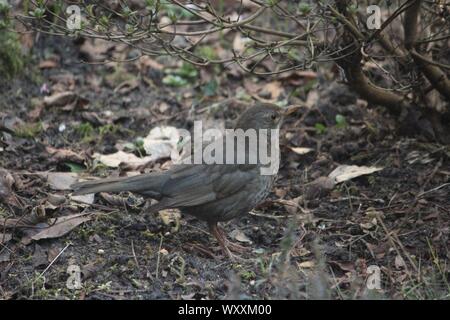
[283,105,301,116]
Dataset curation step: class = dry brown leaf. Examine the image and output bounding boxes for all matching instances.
[230,229,252,244]
[94,151,154,168]
[328,165,383,184]
[39,59,59,69]
[31,213,92,241]
[43,91,77,107]
[70,193,95,205]
[46,146,84,163]
[305,90,319,108]
[297,260,315,268]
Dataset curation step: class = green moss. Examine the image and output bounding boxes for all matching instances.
[98,123,120,136]
[239,270,256,281]
[14,122,43,138]
[75,122,95,142]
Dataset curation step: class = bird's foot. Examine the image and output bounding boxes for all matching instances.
[209,222,250,261]
[222,238,250,254]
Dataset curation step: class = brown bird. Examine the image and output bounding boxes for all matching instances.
[71,103,291,259]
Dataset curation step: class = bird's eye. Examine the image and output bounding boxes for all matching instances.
[270,113,278,120]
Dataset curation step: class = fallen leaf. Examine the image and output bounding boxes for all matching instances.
[297,260,315,268]
[159,248,169,255]
[328,165,383,184]
[31,213,92,241]
[71,193,95,205]
[39,59,59,69]
[40,172,78,190]
[48,194,67,206]
[290,147,314,155]
[43,91,77,107]
[94,151,154,168]
[229,229,252,244]
[46,146,84,164]
[305,90,319,108]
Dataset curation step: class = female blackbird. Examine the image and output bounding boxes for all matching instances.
[72,103,290,259]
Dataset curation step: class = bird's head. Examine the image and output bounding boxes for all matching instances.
[234,103,298,130]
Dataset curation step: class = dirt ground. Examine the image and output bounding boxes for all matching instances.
[0,34,449,300]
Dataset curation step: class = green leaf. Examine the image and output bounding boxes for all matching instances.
[65,162,85,173]
[162,75,188,87]
[201,79,218,97]
[314,123,327,134]
[335,114,347,128]
[348,4,358,14]
[173,62,198,79]
[298,3,311,15]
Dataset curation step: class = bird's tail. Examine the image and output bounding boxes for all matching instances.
[70,172,168,196]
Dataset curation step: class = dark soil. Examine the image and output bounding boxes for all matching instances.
[0,34,449,300]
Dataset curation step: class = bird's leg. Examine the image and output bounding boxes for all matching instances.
[209,222,235,260]
[215,225,250,253]
[208,222,249,260]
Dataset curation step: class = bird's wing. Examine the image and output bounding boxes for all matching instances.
[159,163,257,208]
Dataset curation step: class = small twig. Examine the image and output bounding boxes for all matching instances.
[131,240,140,269]
[35,242,71,283]
[417,183,450,198]
[249,211,293,220]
